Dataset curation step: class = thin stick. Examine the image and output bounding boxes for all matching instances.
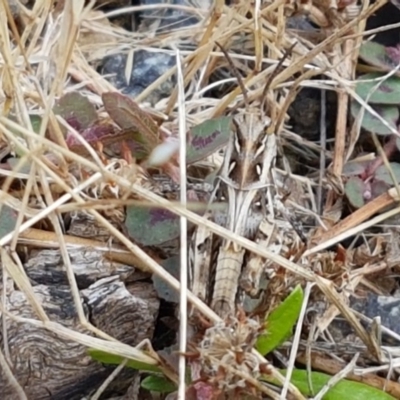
[318,89,327,215]
[90,360,128,400]
[260,42,296,112]
[314,354,359,400]
[281,283,314,399]
[176,48,188,400]
[215,41,249,108]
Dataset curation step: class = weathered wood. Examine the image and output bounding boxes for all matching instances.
[66,209,124,242]
[24,247,147,286]
[1,247,159,400]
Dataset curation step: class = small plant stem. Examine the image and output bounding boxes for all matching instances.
[364,134,398,178]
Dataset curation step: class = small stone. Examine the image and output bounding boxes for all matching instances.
[101,50,176,104]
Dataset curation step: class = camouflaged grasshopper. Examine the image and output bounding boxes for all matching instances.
[189,44,294,318]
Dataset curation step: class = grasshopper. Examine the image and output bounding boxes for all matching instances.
[189,43,297,319]
[209,109,276,317]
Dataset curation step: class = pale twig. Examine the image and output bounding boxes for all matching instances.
[317,89,326,214]
[90,359,128,400]
[176,48,188,400]
[281,283,314,399]
[313,354,359,400]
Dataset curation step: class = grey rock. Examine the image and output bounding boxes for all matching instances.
[102,50,176,104]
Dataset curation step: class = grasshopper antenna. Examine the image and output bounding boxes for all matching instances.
[260,42,296,113]
[215,41,249,109]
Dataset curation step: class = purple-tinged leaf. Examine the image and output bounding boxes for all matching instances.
[65,123,115,148]
[0,205,18,239]
[65,123,148,159]
[125,206,180,246]
[53,92,97,132]
[355,73,400,104]
[102,92,161,154]
[345,177,366,209]
[375,162,400,185]
[152,256,180,303]
[187,117,232,164]
[371,179,390,200]
[386,45,400,65]
[359,42,400,72]
[350,100,398,135]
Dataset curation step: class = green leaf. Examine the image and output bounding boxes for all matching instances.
[375,162,400,185]
[359,41,400,72]
[342,160,369,177]
[7,115,43,157]
[0,205,18,239]
[279,369,395,400]
[88,349,161,373]
[350,100,398,135]
[53,92,97,132]
[125,206,180,246]
[256,285,304,356]
[30,115,42,133]
[345,177,366,209]
[186,117,232,164]
[5,157,32,175]
[141,375,177,393]
[355,73,400,104]
[152,256,180,303]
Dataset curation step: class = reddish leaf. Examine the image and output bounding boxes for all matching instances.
[386,45,400,65]
[371,179,390,199]
[53,92,97,132]
[102,92,161,154]
[65,123,115,148]
[65,123,148,159]
[187,117,232,164]
[125,206,180,246]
